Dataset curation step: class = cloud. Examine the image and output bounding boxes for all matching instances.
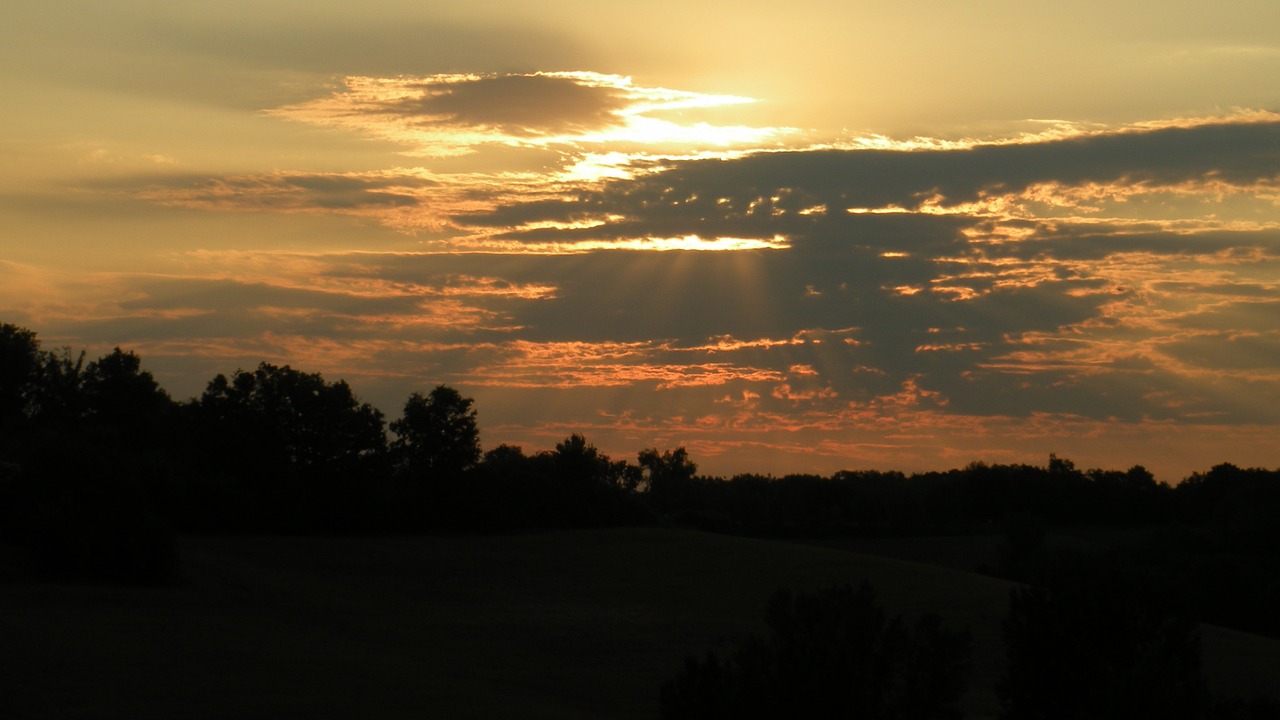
[267,72,784,158]
[373,74,631,136]
[1162,332,1280,372]
[136,85,1280,258]
[545,112,1280,225]
[441,113,1280,425]
[38,99,1280,474]
[124,170,434,222]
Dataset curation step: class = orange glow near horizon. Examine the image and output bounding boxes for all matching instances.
[450,234,791,254]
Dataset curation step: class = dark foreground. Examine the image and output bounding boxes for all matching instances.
[2,528,1278,719]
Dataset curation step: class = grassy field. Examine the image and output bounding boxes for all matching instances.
[2,528,1278,719]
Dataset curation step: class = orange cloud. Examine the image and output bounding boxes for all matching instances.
[466,339,787,389]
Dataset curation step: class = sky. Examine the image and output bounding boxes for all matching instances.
[3,1,1280,482]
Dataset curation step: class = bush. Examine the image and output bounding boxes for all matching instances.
[661,583,971,719]
[1000,556,1207,719]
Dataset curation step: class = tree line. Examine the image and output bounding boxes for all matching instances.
[4,321,1280,716]
[2,321,1279,639]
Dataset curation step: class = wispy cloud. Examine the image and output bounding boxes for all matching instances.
[267,72,786,157]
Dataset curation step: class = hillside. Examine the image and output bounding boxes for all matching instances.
[2,528,1277,719]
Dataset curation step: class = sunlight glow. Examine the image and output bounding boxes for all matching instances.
[829,110,1280,153]
[452,234,791,254]
[268,72,792,159]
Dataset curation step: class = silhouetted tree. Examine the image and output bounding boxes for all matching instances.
[550,434,612,484]
[639,447,697,491]
[467,443,538,528]
[640,446,702,516]
[0,323,41,427]
[662,583,971,720]
[0,326,181,581]
[545,433,613,524]
[482,443,528,472]
[1210,696,1280,720]
[29,346,86,426]
[185,363,388,532]
[195,362,386,478]
[1000,556,1208,720]
[390,385,480,479]
[995,513,1047,582]
[524,434,646,526]
[82,347,172,430]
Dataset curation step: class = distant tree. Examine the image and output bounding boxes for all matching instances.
[29,346,86,425]
[661,583,971,719]
[995,513,1047,582]
[548,434,608,483]
[1000,556,1208,720]
[196,362,386,477]
[0,329,90,476]
[480,443,529,475]
[526,434,649,526]
[82,347,172,430]
[0,323,42,426]
[638,447,697,490]
[639,446,698,514]
[2,328,172,441]
[615,458,644,493]
[390,385,481,478]
[1123,464,1156,489]
[1210,696,1280,720]
[1047,453,1078,477]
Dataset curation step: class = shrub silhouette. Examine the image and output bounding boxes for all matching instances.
[995,512,1047,582]
[661,583,971,719]
[1000,555,1208,720]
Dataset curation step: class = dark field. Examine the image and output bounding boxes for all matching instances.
[2,528,1278,719]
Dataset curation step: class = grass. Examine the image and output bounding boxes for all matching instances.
[2,528,1278,719]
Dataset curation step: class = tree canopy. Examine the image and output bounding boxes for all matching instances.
[390,384,481,479]
[4,317,1280,650]
[196,362,386,477]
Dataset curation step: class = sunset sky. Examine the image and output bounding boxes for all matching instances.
[3,1,1280,481]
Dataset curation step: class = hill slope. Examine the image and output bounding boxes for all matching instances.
[2,528,1277,719]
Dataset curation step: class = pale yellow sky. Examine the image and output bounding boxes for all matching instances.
[7,1,1278,174]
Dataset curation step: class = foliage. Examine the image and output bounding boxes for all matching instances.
[390,385,481,479]
[1210,697,1280,720]
[0,322,41,426]
[5,318,1280,634]
[1000,555,1209,720]
[0,327,180,583]
[636,446,699,519]
[995,513,1047,582]
[82,347,171,430]
[195,362,387,478]
[661,583,971,720]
